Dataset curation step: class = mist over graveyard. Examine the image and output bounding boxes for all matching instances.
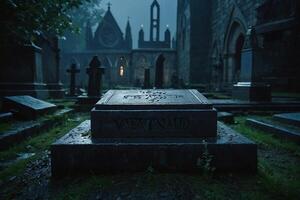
[0,0,299,199]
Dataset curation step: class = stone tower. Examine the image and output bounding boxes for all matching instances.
[125,18,133,50]
[138,0,171,49]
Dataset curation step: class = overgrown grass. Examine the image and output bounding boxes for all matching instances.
[52,176,113,200]
[0,113,89,181]
[232,116,300,156]
[230,116,300,200]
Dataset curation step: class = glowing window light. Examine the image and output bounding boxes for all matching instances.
[120,66,124,77]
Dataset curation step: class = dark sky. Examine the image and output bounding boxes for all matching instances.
[101,0,177,48]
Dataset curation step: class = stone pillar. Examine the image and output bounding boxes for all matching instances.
[40,36,65,98]
[232,27,271,101]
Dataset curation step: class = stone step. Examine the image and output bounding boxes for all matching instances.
[273,113,300,128]
[246,118,300,143]
[51,120,257,176]
[0,112,13,122]
[0,109,74,150]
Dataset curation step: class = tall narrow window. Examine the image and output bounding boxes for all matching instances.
[119,66,124,77]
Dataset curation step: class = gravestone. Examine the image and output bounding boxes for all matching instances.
[87,56,105,97]
[143,68,151,89]
[92,89,217,138]
[77,56,105,105]
[66,60,80,96]
[2,96,57,119]
[52,89,257,175]
[0,44,49,99]
[155,54,165,89]
[232,27,271,101]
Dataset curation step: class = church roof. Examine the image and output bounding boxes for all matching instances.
[95,5,124,39]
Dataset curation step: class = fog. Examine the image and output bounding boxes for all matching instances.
[101,0,177,48]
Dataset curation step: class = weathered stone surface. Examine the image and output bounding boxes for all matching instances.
[95,89,212,110]
[232,82,271,102]
[51,120,257,176]
[273,113,300,128]
[0,112,13,122]
[0,109,73,150]
[217,112,234,124]
[246,118,300,143]
[92,89,217,138]
[2,96,57,119]
[92,109,217,138]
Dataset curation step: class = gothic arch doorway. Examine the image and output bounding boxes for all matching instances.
[224,21,246,85]
[234,34,245,82]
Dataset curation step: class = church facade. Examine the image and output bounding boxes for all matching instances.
[61,0,176,89]
[177,0,300,92]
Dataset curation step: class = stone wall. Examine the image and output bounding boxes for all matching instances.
[61,49,177,89]
[131,49,177,88]
[177,0,300,92]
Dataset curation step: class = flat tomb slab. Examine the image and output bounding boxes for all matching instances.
[92,89,217,138]
[51,121,257,176]
[273,113,300,127]
[3,95,57,119]
[95,89,212,110]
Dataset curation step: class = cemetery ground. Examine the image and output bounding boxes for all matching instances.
[0,104,299,200]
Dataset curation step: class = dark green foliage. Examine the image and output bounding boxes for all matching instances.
[0,0,102,45]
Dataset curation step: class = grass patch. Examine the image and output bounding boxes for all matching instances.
[230,116,300,200]
[258,158,300,200]
[0,113,89,181]
[52,175,113,200]
[231,116,300,156]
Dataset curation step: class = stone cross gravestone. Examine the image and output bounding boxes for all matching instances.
[143,68,151,89]
[91,89,217,138]
[86,56,105,97]
[2,96,57,119]
[66,60,80,96]
[155,54,165,89]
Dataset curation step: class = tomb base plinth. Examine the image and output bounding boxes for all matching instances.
[232,82,271,102]
[51,120,257,176]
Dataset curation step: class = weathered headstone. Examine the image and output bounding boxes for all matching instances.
[232,27,271,101]
[66,60,80,96]
[0,44,49,99]
[86,56,105,97]
[155,54,165,89]
[2,96,57,119]
[92,89,217,138]
[143,68,151,89]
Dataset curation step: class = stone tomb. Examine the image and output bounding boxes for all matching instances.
[51,89,257,176]
[2,95,57,119]
[92,89,217,138]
